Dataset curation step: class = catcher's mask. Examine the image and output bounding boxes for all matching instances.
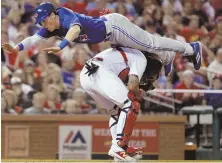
[139,52,163,91]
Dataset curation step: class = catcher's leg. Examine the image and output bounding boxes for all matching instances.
[109,105,142,160]
[108,99,141,162]
[115,99,139,149]
[80,64,137,162]
[109,105,120,145]
[109,104,143,161]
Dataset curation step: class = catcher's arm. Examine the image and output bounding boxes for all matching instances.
[127,74,144,101]
[126,51,147,101]
[128,74,140,91]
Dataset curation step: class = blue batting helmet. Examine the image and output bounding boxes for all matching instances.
[33,2,55,25]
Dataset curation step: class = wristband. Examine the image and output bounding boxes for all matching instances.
[58,39,69,50]
[18,43,24,51]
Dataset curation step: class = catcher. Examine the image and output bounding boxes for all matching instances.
[80,47,164,162]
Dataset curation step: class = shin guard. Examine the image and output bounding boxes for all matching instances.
[116,100,140,148]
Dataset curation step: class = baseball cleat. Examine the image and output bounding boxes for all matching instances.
[127,146,143,160]
[189,41,202,70]
[108,149,137,162]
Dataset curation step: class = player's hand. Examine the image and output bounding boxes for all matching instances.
[42,47,61,54]
[2,43,18,53]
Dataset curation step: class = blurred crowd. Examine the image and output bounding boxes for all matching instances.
[1,0,222,115]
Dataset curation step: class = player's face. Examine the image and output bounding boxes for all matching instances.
[41,13,56,32]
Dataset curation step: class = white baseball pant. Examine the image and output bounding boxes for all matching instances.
[80,55,145,152]
[80,61,129,152]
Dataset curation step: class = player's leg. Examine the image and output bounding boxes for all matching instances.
[83,69,140,160]
[103,13,202,70]
[156,51,176,76]
[109,105,143,160]
[84,89,122,152]
[109,105,121,152]
[80,65,123,153]
[108,99,143,161]
[80,83,126,161]
[81,86,122,153]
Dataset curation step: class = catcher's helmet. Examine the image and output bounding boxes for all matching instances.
[139,52,163,91]
[34,2,55,25]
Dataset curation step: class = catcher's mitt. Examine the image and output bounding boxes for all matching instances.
[139,52,163,91]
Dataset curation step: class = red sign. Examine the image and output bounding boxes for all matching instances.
[92,122,158,154]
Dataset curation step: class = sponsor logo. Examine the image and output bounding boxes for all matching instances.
[63,130,87,152]
[64,130,86,144]
[59,125,92,159]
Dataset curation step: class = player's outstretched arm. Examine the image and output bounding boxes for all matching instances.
[43,25,81,54]
[2,34,44,53]
[2,43,19,53]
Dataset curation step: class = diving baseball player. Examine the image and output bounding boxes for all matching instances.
[80,47,164,162]
[2,2,202,76]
